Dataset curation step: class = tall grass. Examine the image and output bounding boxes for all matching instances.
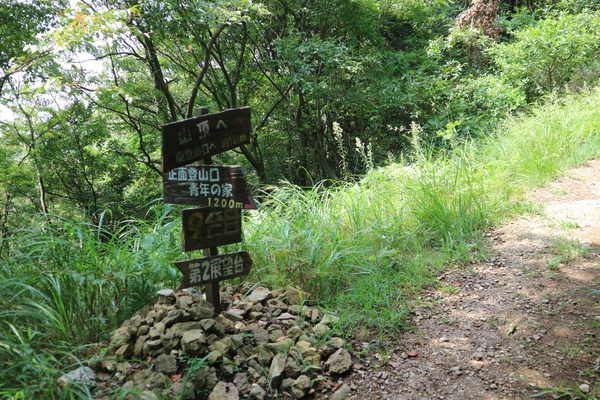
[482,90,600,188]
[243,151,500,339]
[3,88,600,397]
[0,204,183,398]
[243,88,600,340]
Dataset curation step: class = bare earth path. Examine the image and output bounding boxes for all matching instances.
[340,160,600,399]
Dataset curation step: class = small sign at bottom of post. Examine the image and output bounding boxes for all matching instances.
[175,251,252,290]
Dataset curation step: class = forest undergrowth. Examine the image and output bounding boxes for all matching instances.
[3,89,600,398]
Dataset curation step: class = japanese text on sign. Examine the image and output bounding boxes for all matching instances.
[166,167,233,199]
[182,208,242,252]
[188,254,245,284]
[175,251,253,289]
[163,166,256,209]
[162,107,251,172]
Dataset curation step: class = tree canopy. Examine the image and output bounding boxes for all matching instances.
[2,0,600,230]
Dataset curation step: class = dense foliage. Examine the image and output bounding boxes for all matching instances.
[2,0,600,227]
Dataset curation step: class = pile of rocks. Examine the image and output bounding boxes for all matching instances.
[77,284,354,399]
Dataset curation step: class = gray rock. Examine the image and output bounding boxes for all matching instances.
[161,330,182,353]
[110,327,131,347]
[312,322,330,337]
[208,381,239,400]
[234,372,251,394]
[268,329,285,342]
[284,287,309,305]
[189,301,215,320]
[223,309,246,322]
[320,313,340,326]
[154,354,178,374]
[296,340,320,365]
[132,369,168,390]
[127,313,146,330]
[208,337,233,362]
[200,319,225,336]
[143,339,164,357]
[291,375,311,399]
[164,309,184,327]
[220,359,237,377]
[283,356,302,379]
[157,289,176,304]
[216,315,236,334]
[281,378,295,392]
[134,335,148,357]
[115,343,133,359]
[249,383,267,400]
[57,366,96,389]
[269,353,287,388]
[257,345,275,367]
[327,337,347,349]
[157,289,176,296]
[191,367,218,390]
[329,383,352,400]
[326,348,352,375]
[231,334,245,347]
[166,380,196,400]
[137,325,150,337]
[171,321,204,335]
[246,287,272,303]
[236,301,254,312]
[149,321,166,339]
[250,328,270,346]
[181,330,208,356]
[140,390,160,400]
[176,295,194,311]
[286,326,304,341]
[266,337,294,354]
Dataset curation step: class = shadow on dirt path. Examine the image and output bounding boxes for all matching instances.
[340,160,600,400]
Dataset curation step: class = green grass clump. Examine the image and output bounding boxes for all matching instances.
[244,147,502,339]
[243,87,600,340]
[482,90,600,189]
[0,205,183,398]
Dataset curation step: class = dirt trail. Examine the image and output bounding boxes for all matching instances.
[341,160,600,399]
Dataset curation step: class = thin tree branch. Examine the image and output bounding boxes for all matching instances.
[186,23,228,118]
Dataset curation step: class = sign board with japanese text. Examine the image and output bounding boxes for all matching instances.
[175,251,252,289]
[182,208,242,252]
[163,165,256,209]
[161,107,251,173]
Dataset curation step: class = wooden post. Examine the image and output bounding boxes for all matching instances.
[194,107,221,314]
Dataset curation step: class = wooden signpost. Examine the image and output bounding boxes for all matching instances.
[162,107,251,173]
[161,107,254,313]
[181,208,242,252]
[163,165,256,209]
[175,251,253,289]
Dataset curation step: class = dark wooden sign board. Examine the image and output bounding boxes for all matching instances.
[161,107,255,314]
[162,107,251,173]
[182,208,242,252]
[163,165,256,209]
[175,251,253,289]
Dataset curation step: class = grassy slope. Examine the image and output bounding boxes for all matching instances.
[2,89,600,397]
[243,88,600,340]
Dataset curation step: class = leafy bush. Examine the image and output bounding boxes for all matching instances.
[491,12,600,98]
